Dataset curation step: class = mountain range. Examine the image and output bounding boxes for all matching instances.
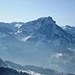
[0,58,75,75]
[0,16,75,73]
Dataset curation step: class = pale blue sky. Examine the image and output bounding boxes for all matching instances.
[0,0,75,26]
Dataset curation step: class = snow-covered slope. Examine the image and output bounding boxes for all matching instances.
[0,16,75,73]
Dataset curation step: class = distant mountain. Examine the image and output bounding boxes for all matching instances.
[0,58,75,75]
[0,58,7,67]
[5,60,25,70]
[24,65,75,75]
[25,65,63,75]
[0,16,75,73]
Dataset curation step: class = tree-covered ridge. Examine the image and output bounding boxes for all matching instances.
[0,67,29,75]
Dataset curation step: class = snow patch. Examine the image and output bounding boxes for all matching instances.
[22,35,32,41]
[14,30,22,34]
[55,53,63,58]
[52,53,63,58]
[17,70,43,75]
[15,24,22,28]
[25,70,43,75]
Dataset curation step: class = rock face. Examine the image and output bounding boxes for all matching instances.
[0,16,75,73]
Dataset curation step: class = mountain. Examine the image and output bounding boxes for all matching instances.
[0,16,75,73]
[5,60,25,70]
[0,58,75,75]
[25,65,63,75]
[0,58,28,75]
[24,65,75,75]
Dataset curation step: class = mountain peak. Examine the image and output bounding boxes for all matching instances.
[36,16,56,25]
[37,16,53,20]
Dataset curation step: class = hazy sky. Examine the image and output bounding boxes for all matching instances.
[0,0,75,26]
